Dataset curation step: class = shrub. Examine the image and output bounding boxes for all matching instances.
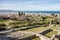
[12,26,20,28]
[0,23,6,26]
[10,22,21,25]
[0,28,6,31]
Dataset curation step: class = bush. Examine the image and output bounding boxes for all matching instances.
[0,28,6,31]
[10,22,21,25]
[0,23,6,26]
[12,26,20,28]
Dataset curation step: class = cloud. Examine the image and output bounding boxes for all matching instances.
[0,0,60,11]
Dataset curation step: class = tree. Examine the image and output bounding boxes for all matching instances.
[51,14,55,16]
[18,11,25,16]
[18,11,21,16]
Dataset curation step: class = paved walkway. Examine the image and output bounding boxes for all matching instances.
[37,34,51,40]
[0,30,51,40]
[0,25,53,40]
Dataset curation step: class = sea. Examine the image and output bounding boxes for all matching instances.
[0,10,60,14]
[22,11,60,14]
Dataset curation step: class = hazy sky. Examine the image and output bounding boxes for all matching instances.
[0,0,60,11]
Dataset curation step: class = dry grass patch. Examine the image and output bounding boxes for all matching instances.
[45,31,58,38]
[21,27,47,33]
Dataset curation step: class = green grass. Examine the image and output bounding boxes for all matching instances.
[32,37,40,40]
[0,20,5,22]
[44,18,51,24]
[45,31,57,38]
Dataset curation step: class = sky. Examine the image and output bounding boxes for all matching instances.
[0,0,60,11]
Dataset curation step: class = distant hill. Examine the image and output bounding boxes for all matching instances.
[0,10,17,12]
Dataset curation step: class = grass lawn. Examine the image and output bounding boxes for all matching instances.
[0,20,20,26]
[45,31,58,38]
[32,37,40,40]
[0,20,6,22]
[44,18,51,24]
[50,25,60,30]
[8,31,33,39]
[21,27,48,33]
